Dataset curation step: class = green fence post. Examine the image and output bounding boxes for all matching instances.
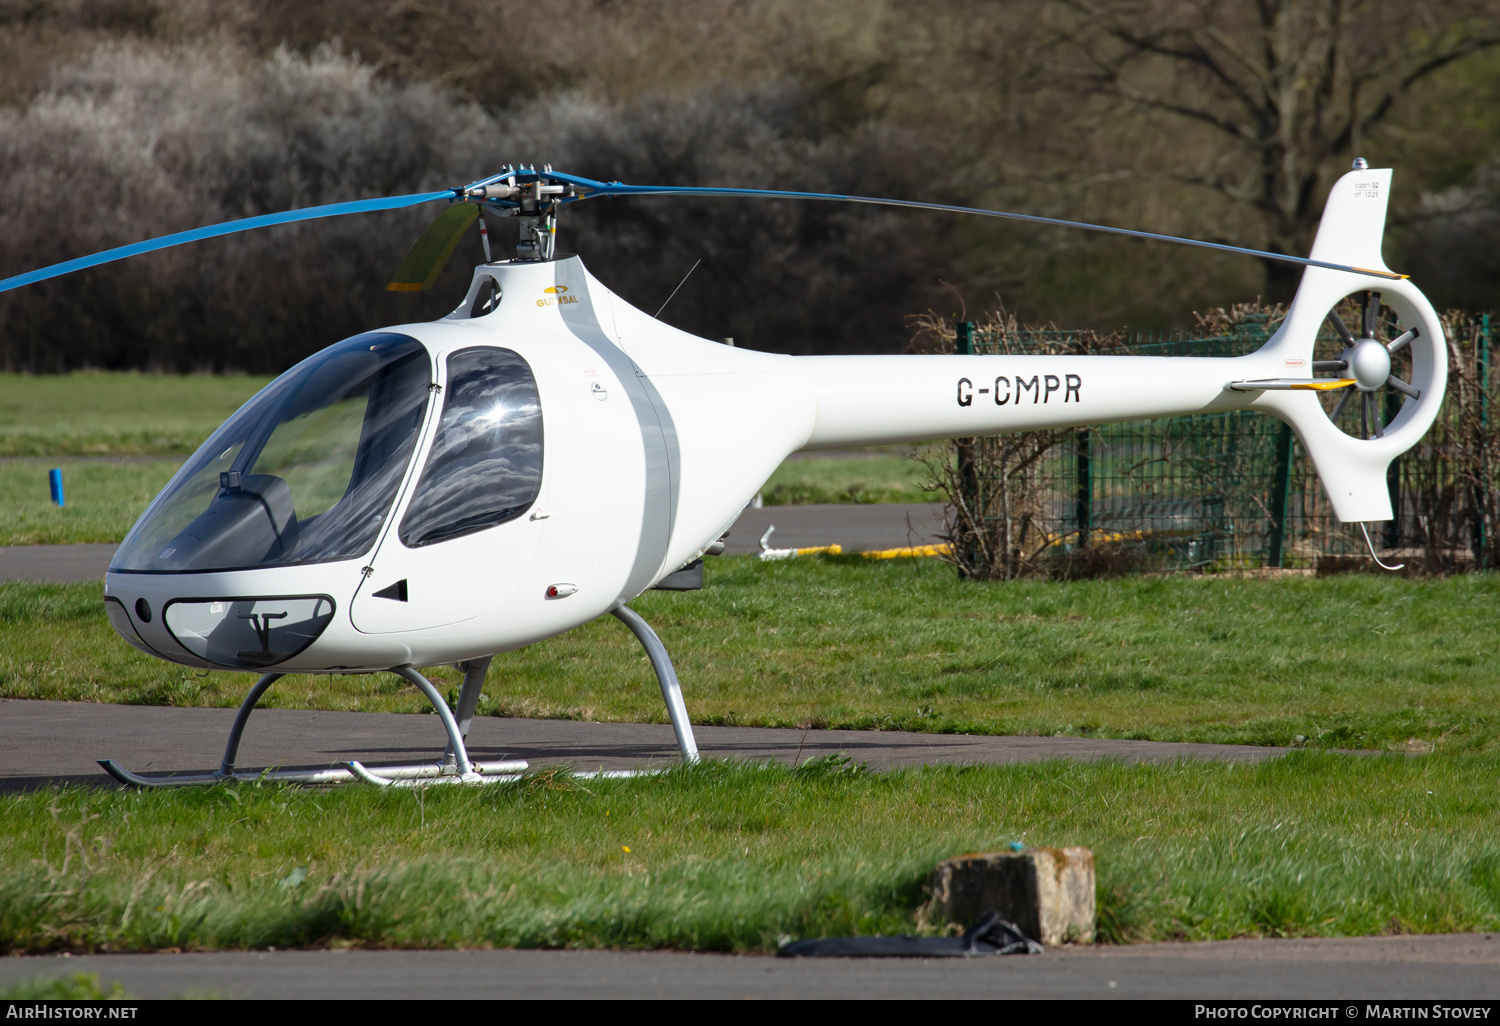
[1385,387,1402,551]
[955,321,978,576]
[1075,428,1092,548]
[1476,314,1490,569]
[1267,421,1294,568]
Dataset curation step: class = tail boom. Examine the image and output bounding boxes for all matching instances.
[794,166,1447,525]
[795,353,1263,450]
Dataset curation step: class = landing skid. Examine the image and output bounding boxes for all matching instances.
[99,603,699,787]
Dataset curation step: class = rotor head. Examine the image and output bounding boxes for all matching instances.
[1343,337,1393,392]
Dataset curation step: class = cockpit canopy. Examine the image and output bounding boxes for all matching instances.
[112,333,432,573]
[112,333,549,576]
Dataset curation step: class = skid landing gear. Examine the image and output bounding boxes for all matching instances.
[98,604,699,787]
[99,660,528,788]
[611,603,699,763]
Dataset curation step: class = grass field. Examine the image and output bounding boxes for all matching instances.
[0,373,270,457]
[0,374,933,545]
[0,459,182,546]
[1,753,1496,954]
[0,452,933,545]
[0,454,928,545]
[0,973,127,999]
[0,451,930,546]
[761,450,941,506]
[4,558,1497,753]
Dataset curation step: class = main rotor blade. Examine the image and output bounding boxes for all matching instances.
[545,172,1409,281]
[387,203,481,292]
[0,191,455,295]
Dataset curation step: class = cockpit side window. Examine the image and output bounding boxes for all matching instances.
[399,348,543,547]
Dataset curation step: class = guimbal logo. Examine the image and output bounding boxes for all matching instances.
[537,285,579,308]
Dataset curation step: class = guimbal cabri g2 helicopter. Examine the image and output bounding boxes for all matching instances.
[0,160,1445,787]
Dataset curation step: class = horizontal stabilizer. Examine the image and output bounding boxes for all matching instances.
[1229,378,1357,392]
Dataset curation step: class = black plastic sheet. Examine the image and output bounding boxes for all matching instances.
[778,913,1044,958]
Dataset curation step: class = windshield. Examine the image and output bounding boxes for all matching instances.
[112,333,432,572]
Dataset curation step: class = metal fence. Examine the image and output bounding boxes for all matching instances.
[954,312,1494,573]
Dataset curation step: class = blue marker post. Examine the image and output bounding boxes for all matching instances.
[48,468,64,506]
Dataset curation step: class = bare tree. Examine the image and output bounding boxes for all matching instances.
[1056,0,1500,296]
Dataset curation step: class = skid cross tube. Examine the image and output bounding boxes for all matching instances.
[99,664,531,787]
[611,604,700,763]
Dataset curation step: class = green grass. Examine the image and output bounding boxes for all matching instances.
[1,754,1496,953]
[0,372,268,456]
[0,380,930,550]
[0,451,936,547]
[0,374,927,507]
[761,451,942,505]
[0,973,128,999]
[4,559,1498,752]
[0,459,181,545]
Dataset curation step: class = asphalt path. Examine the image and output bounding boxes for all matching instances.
[723,502,946,554]
[1,697,1290,792]
[2,935,1496,999]
[0,543,119,583]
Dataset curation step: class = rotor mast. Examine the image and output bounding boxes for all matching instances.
[462,164,572,261]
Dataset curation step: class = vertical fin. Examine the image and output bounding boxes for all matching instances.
[1307,168,1393,275]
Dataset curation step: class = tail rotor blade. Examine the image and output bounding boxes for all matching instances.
[1326,311,1356,347]
[387,204,481,292]
[1363,291,1380,338]
[1387,375,1420,399]
[1387,328,1417,355]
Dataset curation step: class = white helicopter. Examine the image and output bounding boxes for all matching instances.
[0,161,1445,787]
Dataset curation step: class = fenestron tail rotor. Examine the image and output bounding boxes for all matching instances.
[1,165,1412,298]
[1229,290,1421,443]
[1317,291,1421,441]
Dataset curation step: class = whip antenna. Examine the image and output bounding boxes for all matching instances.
[654,258,702,318]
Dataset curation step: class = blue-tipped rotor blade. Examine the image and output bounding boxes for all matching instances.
[0,190,456,295]
[543,171,1404,280]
